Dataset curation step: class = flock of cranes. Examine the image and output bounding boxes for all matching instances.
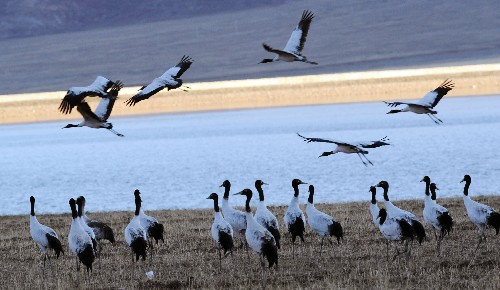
[23,7,498,288]
[29,174,500,285]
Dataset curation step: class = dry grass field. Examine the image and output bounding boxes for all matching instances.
[2,196,500,289]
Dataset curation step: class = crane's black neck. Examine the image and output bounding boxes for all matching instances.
[69,200,78,219]
[30,198,35,216]
[307,185,314,204]
[135,198,141,216]
[382,186,389,201]
[223,184,230,199]
[244,191,252,213]
[212,196,220,212]
[77,200,83,217]
[256,184,264,201]
[431,187,437,201]
[424,180,430,196]
[370,189,376,205]
[463,181,470,196]
[293,184,300,197]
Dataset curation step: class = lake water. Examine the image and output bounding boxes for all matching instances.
[2,95,500,215]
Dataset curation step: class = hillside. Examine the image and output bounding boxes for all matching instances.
[0,0,499,94]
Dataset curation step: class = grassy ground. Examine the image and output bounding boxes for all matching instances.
[1,196,500,289]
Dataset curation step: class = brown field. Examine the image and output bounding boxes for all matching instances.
[2,196,500,289]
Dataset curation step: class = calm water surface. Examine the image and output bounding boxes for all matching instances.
[2,95,500,215]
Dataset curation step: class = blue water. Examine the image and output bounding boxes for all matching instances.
[2,95,500,215]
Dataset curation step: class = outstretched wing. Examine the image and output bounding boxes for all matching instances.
[58,76,117,114]
[89,76,116,92]
[417,79,454,108]
[383,101,416,107]
[297,133,351,147]
[160,55,194,79]
[356,136,391,148]
[284,10,314,54]
[95,81,123,121]
[262,43,283,54]
[125,79,166,106]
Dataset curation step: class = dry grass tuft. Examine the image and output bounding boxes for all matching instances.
[2,196,500,289]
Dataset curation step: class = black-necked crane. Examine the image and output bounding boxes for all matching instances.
[80,196,115,244]
[297,133,390,166]
[234,189,278,288]
[68,198,95,273]
[369,186,414,260]
[260,10,317,65]
[421,177,453,255]
[124,195,148,262]
[133,190,164,260]
[76,197,98,254]
[375,181,426,247]
[125,55,193,106]
[207,193,234,270]
[62,81,124,137]
[384,79,454,124]
[254,180,281,249]
[29,196,64,268]
[461,174,500,253]
[59,76,121,114]
[220,180,247,250]
[305,185,343,253]
[284,179,307,259]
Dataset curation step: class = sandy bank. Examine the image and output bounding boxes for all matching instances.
[1,63,499,125]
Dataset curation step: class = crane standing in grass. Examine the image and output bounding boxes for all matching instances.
[207,193,234,270]
[284,179,307,259]
[254,180,281,249]
[461,175,500,254]
[234,189,278,289]
[305,185,343,254]
[29,196,64,268]
[421,177,453,255]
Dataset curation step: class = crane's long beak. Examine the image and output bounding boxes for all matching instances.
[233,191,243,196]
[300,181,308,185]
[460,179,465,183]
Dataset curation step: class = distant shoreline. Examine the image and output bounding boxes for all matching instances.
[1,63,499,125]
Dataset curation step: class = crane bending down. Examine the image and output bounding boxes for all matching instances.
[297,133,390,166]
[384,79,454,124]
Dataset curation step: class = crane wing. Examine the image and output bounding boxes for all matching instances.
[125,79,166,106]
[76,101,102,123]
[297,133,351,147]
[283,10,314,54]
[383,101,417,107]
[356,136,391,148]
[89,76,115,92]
[416,79,454,108]
[58,76,117,114]
[95,81,123,121]
[160,55,194,79]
